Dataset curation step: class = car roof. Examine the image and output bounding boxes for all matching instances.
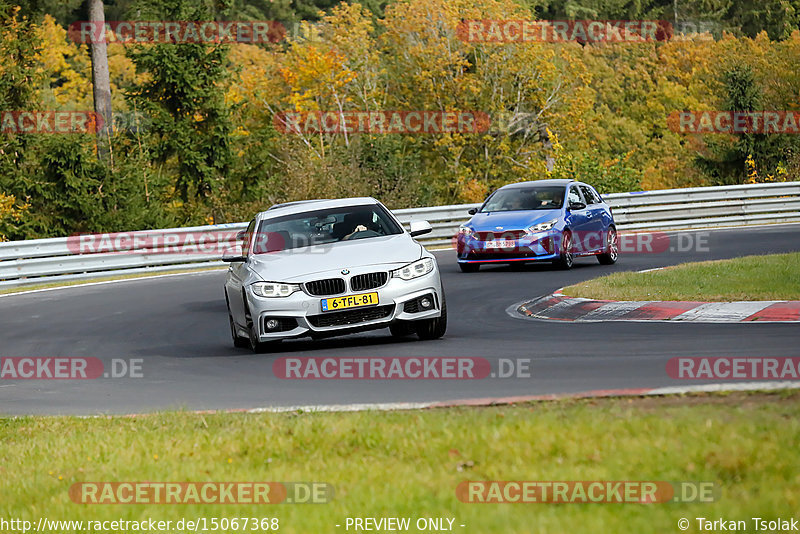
[257,197,380,220]
[498,179,576,190]
[267,199,330,210]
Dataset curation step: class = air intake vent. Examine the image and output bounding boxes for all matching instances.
[350,272,388,292]
[308,305,394,328]
[304,278,345,296]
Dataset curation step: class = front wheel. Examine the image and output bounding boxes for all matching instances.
[554,231,574,270]
[416,297,447,340]
[459,263,480,273]
[244,300,279,353]
[227,295,249,348]
[597,227,619,265]
[230,313,250,348]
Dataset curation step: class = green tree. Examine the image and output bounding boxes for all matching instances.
[127,0,234,224]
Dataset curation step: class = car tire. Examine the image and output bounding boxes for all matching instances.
[415,296,447,340]
[597,227,619,265]
[389,320,415,338]
[230,313,250,348]
[459,263,480,273]
[554,231,574,270]
[244,299,279,353]
[226,295,250,348]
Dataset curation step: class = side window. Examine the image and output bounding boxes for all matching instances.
[567,186,584,206]
[580,185,599,205]
[589,186,603,204]
[241,219,256,256]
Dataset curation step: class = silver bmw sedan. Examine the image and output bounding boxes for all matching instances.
[223,197,446,352]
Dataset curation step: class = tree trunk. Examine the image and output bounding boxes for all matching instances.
[89,0,113,162]
[540,125,555,172]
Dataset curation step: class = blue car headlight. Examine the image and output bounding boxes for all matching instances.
[251,282,300,298]
[458,226,474,237]
[526,219,558,234]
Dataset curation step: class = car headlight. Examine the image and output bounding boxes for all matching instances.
[251,282,300,298]
[527,219,558,234]
[458,226,474,236]
[391,257,435,280]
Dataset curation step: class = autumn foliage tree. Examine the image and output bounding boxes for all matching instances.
[0,0,799,239]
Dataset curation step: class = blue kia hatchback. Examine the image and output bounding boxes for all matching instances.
[456,179,618,272]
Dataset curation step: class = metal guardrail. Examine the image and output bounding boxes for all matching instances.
[1,181,798,288]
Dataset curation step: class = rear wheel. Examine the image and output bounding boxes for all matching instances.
[554,231,574,270]
[459,263,480,273]
[416,297,447,340]
[597,227,619,265]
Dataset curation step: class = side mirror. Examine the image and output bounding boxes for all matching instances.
[569,201,587,211]
[222,248,246,263]
[409,220,433,237]
[467,208,478,215]
[235,230,246,240]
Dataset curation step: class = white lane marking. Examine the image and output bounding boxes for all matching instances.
[672,301,778,322]
[245,383,800,413]
[648,381,800,395]
[530,297,593,318]
[621,221,800,235]
[0,269,225,299]
[578,301,653,321]
[23,382,800,417]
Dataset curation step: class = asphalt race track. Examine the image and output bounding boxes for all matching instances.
[1,224,799,415]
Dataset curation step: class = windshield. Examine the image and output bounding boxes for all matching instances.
[252,204,403,253]
[480,186,566,213]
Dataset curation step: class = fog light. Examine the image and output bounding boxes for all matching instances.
[420,297,432,309]
[265,319,280,331]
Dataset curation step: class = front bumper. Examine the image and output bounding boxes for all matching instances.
[457,229,561,264]
[245,270,443,341]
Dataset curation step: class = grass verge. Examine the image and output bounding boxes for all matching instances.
[563,252,800,301]
[2,392,798,533]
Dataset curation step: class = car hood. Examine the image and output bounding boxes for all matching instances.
[468,209,562,230]
[247,234,423,282]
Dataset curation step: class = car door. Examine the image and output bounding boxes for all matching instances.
[579,184,605,252]
[225,218,255,326]
[566,185,592,254]
[590,184,614,230]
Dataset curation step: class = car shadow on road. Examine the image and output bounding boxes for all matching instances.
[465,260,600,273]
[145,329,432,359]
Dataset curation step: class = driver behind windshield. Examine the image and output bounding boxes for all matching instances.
[341,211,378,240]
